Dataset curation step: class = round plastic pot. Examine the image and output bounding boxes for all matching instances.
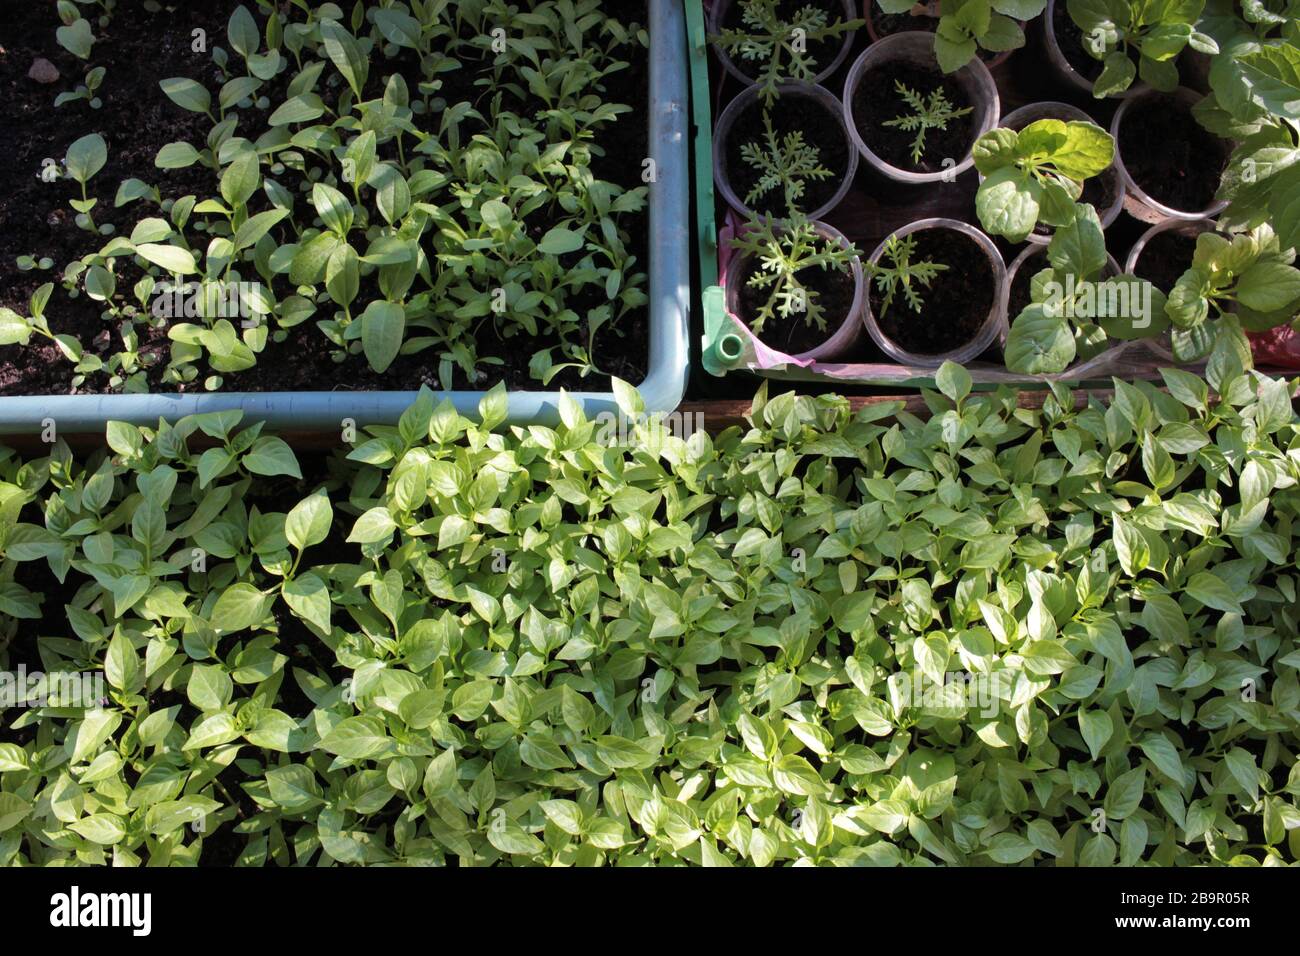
[998,100,1126,242]
[862,217,1006,366]
[724,219,865,362]
[1042,0,1145,99]
[864,1,1019,70]
[1112,87,1230,223]
[1125,217,1220,361]
[842,31,999,184]
[1001,243,1122,347]
[709,0,859,88]
[712,81,859,221]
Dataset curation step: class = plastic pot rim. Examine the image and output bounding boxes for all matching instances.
[707,0,860,88]
[841,31,1000,185]
[1111,86,1231,222]
[862,217,1007,367]
[723,218,866,363]
[711,80,860,222]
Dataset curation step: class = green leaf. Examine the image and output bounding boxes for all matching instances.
[105,631,139,691]
[227,4,260,59]
[286,490,333,551]
[56,18,95,59]
[318,19,368,97]
[1079,709,1113,760]
[1236,261,1300,312]
[361,300,405,374]
[243,436,302,478]
[159,77,212,114]
[211,583,272,633]
[935,361,972,403]
[1186,571,1244,614]
[1004,305,1075,374]
[320,716,393,760]
[1104,766,1146,820]
[135,243,198,275]
[64,133,107,185]
[220,150,261,208]
[538,227,585,255]
[283,573,331,634]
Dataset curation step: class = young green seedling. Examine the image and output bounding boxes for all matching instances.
[1165,225,1300,361]
[870,233,948,318]
[882,81,972,165]
[728,214,860,335]
[63,132,110,235]
[973,118,1114,242]
[711,0,864,104]
[1066,0,1219,96]
[739,109,835,215]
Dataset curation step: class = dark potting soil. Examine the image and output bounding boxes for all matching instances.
[1133,230,1200,294]
[870,8,1009,64]
[851,62,977,174]
[737,255,857,356]
[0,0,650,397]
[719,0,851,82]
[1007,252,1044,321]
[869,228,995,355]
[1053,1,1109,82]
[723,92,851,217]
[1118,95,1227,214]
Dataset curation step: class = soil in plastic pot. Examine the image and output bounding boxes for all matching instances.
[719,0,848,81]
[1134,231,1199,294]
[724,95,851,217]
[1053,2,1107,81]
[1119,96,1227,213]
[1007,256,1043,320]
[737,258,856,356]
[852,62,976,174]
[869,228,995,355]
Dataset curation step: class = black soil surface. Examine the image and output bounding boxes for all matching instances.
[723,90,851,217]
[719,0,853,81]
[1132,229,1200,294]
[870,228,995,355]
[0,0,650,396]
[738,254,857,356]
[851,61,977,174]
[1007,251,1046,320]
[1118,94,1227,214]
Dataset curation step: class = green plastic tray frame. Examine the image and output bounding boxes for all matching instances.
[688,1,744,376]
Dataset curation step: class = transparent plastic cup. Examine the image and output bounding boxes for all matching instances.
[862,218,1006,366]
[1042,0,1145,100]
[723,218,865,362]
[708,0,860,88]
[1112,87,1231,223]
[842,31,999,184]
[1125,217,1221,361]
[712,81,859,222]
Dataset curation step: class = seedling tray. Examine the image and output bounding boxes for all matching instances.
[0,0,690,435]
[688,3,1251,390]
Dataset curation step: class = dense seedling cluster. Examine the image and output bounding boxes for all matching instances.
[2,361,1299,866]
[9,1,651,392]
